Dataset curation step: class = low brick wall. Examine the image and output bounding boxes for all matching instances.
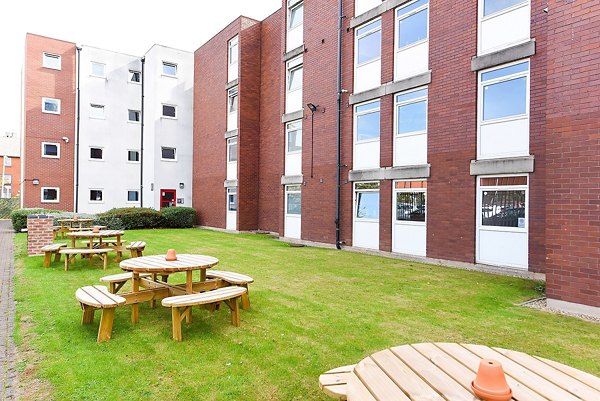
[27,215,54,256]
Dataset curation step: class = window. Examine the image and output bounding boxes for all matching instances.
[355,182,380,219]
[2,174,11,184]
[42,142,60,158]
[227,188,237,211]
[161,147,176,160]
[480,61,529,122]
[42,52,61,70]
[228,37,239,66]
[396,190,426,222]
[286,121,302,153]
[128,109,141,122]
[90,147,103,160]
[355,100,380,142]
[286,185,302,215]
[162,104,177,119]
[3,157,11,167]
[356,19,382,65]
[127,190,139,202]
[128,150,140,162]
[480,176,527,228]
[396,0,429,49]
[91,62,106,77]
[227,137,238,162]
[228,87,238,114]
[129,70,141,83]
[89,189,103,202]
[162,62,177,77]
[483,0,527,16]
[289,2,304,29]
[396,88,427,136]
[90,104,105,119]
[41,187,59,203]
[42,98,60,114]
[287,64,303,92]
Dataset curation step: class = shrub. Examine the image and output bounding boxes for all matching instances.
[10,208,61,232]
[161,207,197,228]
[98,208,163,230]
[93,215,124,230]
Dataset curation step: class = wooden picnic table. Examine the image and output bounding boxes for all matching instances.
[119,254,219,323]
[55,218,95,238]
[320,342,600,401]
[67,230,126,261]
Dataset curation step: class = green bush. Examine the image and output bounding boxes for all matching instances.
[161,207,197,228]
[93,215,124,230]
[98,208,163,230]
[10,208,62,232]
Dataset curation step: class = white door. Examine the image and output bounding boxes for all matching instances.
[284,185,301,239]
[392,181,426,256]
[226,188,237,231]
[353,182,380,250]
[285,121,302,176]
[477,175,528,269]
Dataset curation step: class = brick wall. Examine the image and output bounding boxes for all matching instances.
[26,215,54,256]
[23,34,76,211]
[545,0,600,307]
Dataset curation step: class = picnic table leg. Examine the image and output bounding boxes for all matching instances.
[81,305,95,324]
[43,252,51,268]
[54,251,62,264]
[171,307,183,341]
[200,269,206,282]
[150,273,157,309]
[115,235,123,262]
[131,272,140,324]
[184,271,193,323]
[71,237,76,248]
[97,308,115,342]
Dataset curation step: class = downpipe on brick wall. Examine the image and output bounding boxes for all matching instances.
[75,46,81,213]
[140,57,145,208]
[335,0,345,250]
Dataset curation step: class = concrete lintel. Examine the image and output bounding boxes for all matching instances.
[349,71,432,105]
[281,110,304,123]
[225,79,239,90]
[280,175,304,185]
[224,129,238,139]
[348,164,430,182]
[283,45,305,62]
[471,40,536,71]
[223,180,238,188]
[547,298,600,319]
[350,0,411,29]
[470,156,535,176]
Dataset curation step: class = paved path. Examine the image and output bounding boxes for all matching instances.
[0,220,16,401]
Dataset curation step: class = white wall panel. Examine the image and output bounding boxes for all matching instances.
[393,223,426,256]
[481,6,530,54]
[395,42,428,81]
[479,118,529,159]
[394,133,427,166]
[355,60,381,94]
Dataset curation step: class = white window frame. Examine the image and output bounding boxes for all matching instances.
[42,52,61,70]
[89,104,105,119]
[285,185,302,216]
[227,137,238,163]
[286,57,303,93]
[393,180,427,227]
[3,157,12,167]
[128,69,141,84]
[354,99,381,144]
[288,2,304,31]
[395,0,429,52]
[355,18,382,69]
[477,59,530,158]
[41,187,60,203]
[161,146,177,161]
[89,189,104,203]
[228,36,239,67]
[161,104,178,119]
[127,150,140,163]
[478,0,530,55]
[227,187,237,212]
[41,142,60,159]
[394,86,428,139]
[90,61,106,78]
[126,190,140,203]
[285,120,302,154]
[228,87,239,114]
[477,174,529,234]
[42,97,60,115]
[354,182,380,222]
[89,147,104,161]
[162,61,178,78]
[128,109,141,123]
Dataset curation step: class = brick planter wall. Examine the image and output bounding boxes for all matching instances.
[27,215,54,256]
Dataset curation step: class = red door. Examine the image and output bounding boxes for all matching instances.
[160,189,176,209]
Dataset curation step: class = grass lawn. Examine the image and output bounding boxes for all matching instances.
[12,228,600,400]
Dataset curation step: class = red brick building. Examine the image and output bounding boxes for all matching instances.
[193,0,600,315]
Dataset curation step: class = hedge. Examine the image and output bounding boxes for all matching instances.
[97,208,163,230]
[10,209,62,232]
[161,207,197,228]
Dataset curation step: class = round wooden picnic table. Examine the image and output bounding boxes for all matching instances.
[119,254,219,323]
[56,218,95,238]
[67,230,126,260]
[321,342,600,401]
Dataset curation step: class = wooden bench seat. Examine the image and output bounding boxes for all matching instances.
[161,286,247,341]
[206,270,254,310]
[125,241,146,257]
[59,248,111,271]
[99,272,152,293]
[76,285,126,342]
[40,243,67,267]
[80,239,122,247]
[319,365,356,400]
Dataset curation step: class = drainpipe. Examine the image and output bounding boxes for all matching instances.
[140,57,145,208]
[335,0,344,250]
[75,46,81,212]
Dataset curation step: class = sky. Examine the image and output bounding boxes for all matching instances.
[0,0,281,139]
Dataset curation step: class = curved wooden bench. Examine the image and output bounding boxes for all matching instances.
[206,270,254,310]
[319,365,356,400]
[60,248,111,271]
[75,285,126,342]
[125,241,146,257]
[99,272,152,293]
[161,286,247,341]
[40,243,67,267]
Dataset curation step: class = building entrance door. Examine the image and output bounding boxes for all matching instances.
[160,189,176,209]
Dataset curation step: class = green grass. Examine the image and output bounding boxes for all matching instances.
[13,229,600,400]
